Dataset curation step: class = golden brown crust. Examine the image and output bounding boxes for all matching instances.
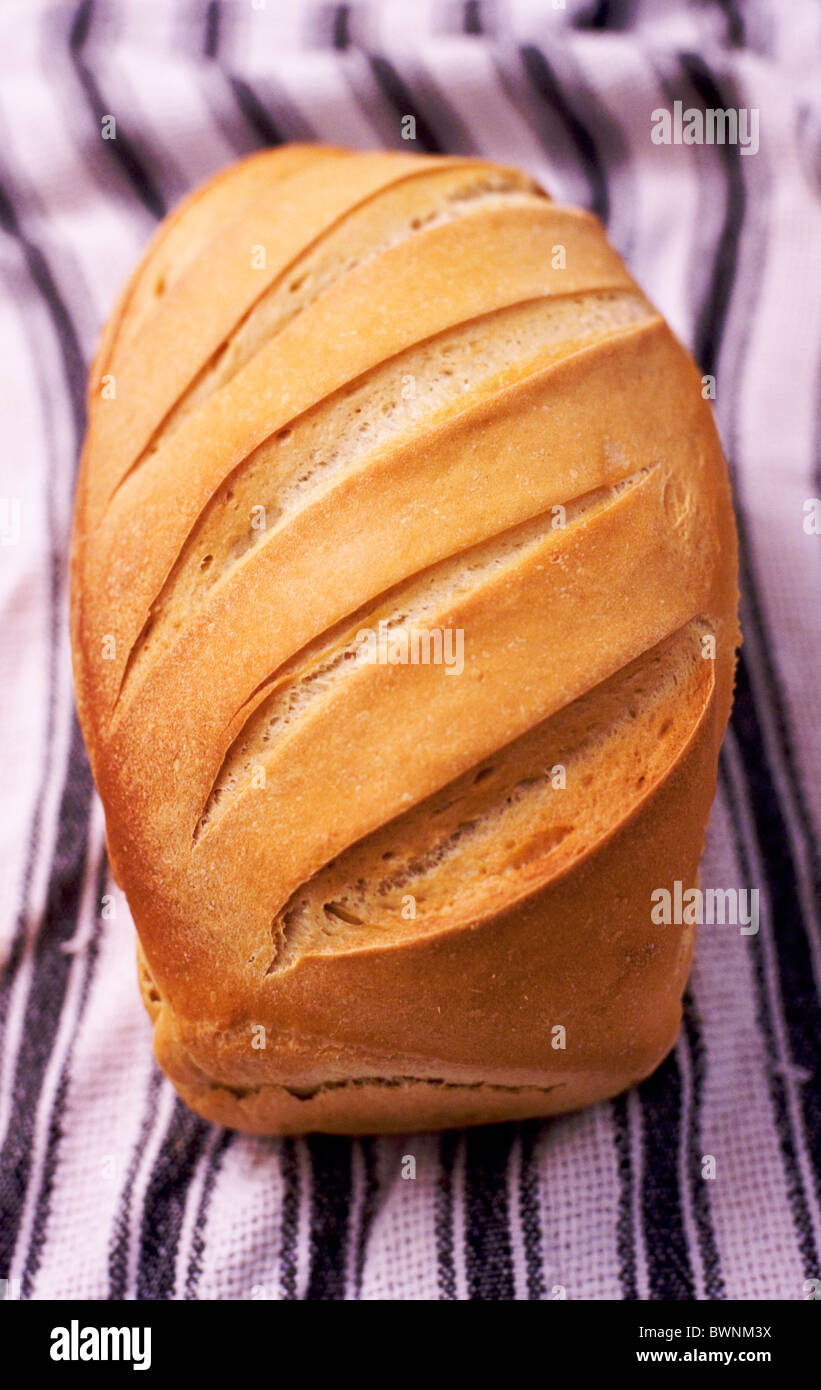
[71,146,739,1134]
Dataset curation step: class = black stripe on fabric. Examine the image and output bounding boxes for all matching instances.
[517,1121,546,1300]
[201,3,288,149]
[518,45,609,223]
[675,24,819,817]
[678,53,741,397]
[731,564,821,1101]
[109,1068,163,1298]
[622,40,777,1301]
[242,76,317,146]
[637,1051,695,1300]
[674,32,821,1263]
[435,1130,458,1299]
[322,33,405,152]
[0,296,60,1075]
[681,991,725,1299]
[680,49,821,1219]
[21,848,110,1296]
[641,46,794,1301]
[204,0,220,59]
[354,1137,380,1297]
[463,1124,515,1300]
[611,1094,638,1300]
[278,1138,300,1300]
[572,0,629,30]
[395,60,477,157]
[719,753,820,1277]
[0,140,99,1283]
[716,0,746,47]
[135,1100,212,1300]
[728,657,821,1206]
[305,1135,352,1300]
[463,1,483,35]
[367,54,446,154]
[572,0,616,28]
[69,0,165,221]
[15,5,197,1289]
[0,173,76,1160]
[226,77,287,148]
[197,12,265,160]
[333,3,350,50]
[0,716,93,1279]
[184,1128,234,1299]
[0,183,86,449]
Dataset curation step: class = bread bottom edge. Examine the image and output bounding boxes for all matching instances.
[155,1047,678,1136]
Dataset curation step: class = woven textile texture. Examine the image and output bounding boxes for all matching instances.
[1,0,820,1301]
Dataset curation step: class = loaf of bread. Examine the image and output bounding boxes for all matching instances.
[70,145,739,1134]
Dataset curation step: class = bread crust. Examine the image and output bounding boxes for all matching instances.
[71,146,739,1133]
[142,658,714,1134]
